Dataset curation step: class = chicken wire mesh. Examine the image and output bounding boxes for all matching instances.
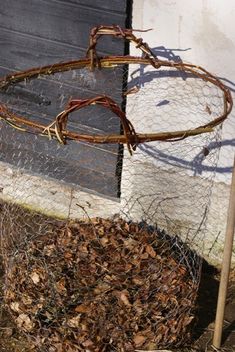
[0,26,232,351]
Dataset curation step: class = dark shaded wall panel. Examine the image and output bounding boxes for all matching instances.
[0,0,128,197]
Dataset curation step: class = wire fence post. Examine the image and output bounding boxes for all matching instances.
[213,155,235,349]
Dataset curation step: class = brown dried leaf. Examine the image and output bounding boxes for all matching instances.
[140,252,149,259]
[56,278,67,294]
[45,311,53,320]
[75,304,90,313]
[64,251,73,260]
[49,344,63,352]
[78,243,89,254]
[93,282,111,295]
[30,271,40,284]
[16,313,34,332]
[82,339,94,347]
[100,237,109,246]
[65,227,73,238]
[81,323,89,331]
[183,315,194,326]
[10,301,21,313]
[43,244,56,256]
[133,333,146,346]
[146,244,156,258]
[115,290,132,307]
[2,327,13,337]
[67,315,81,328]
[5,289,15,300]
[132,277,144,286]
[22,294,33,305]
[123,238,137,250]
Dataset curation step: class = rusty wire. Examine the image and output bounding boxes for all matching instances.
[0,25,231,352]
[0,25,233,151]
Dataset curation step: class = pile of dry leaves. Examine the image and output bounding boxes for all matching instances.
[3,217,198,351]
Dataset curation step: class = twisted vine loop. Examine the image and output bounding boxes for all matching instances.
[0,25,232,154]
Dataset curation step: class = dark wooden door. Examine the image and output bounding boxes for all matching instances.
[0,0,129,197]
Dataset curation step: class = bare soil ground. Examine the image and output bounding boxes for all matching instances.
[0,260,234,352]
[192,263,235,352]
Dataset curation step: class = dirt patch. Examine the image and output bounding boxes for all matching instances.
[192,264,235,351]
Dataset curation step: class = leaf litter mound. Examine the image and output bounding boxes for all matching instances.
[3,217,198,351]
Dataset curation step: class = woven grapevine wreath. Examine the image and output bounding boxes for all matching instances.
[0,25,232,155]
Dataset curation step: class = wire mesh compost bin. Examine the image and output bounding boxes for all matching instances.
[0,26,232,351]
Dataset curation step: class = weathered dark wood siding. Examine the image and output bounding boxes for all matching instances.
[0,0,128,197]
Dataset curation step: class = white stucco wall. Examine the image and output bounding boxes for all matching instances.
[128,0,235,263]
[132,0,235,184]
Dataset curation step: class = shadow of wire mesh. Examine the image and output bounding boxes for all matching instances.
[0,62,224,351]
